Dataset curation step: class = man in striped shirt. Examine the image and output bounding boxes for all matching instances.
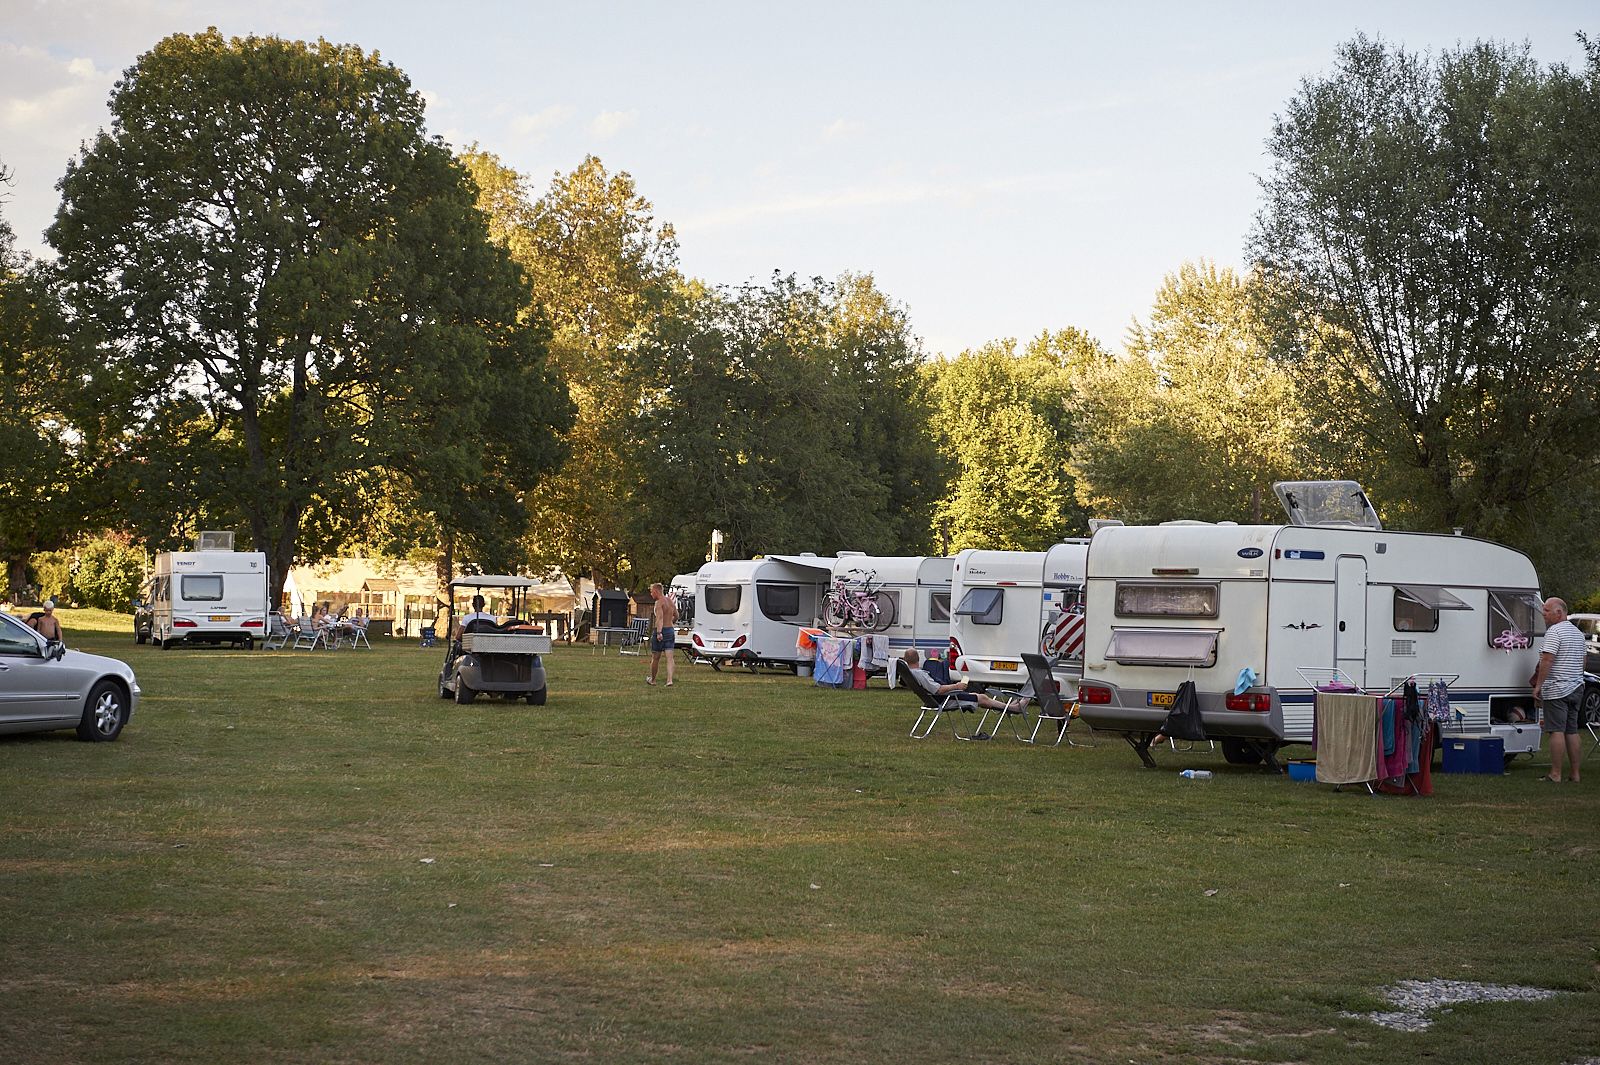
[1530,597,1585,783]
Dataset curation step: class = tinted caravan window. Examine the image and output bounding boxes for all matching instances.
[757,584,801,620]
[181,575,224,602]
[704,585,742,614]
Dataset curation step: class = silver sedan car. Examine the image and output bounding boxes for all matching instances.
[0,611,140,741]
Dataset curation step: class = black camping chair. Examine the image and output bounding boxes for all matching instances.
[1020,653,1095,748]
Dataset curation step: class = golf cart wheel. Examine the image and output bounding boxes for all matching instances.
[135,627,147,645]
[243,636,254,651]
[454,678,476,704]
[526,687,547,706]
[76,680,128,742]
[438,676,452,699]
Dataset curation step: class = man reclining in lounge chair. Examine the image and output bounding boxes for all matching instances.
[901,649,1013,711]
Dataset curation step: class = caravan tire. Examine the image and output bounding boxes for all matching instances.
[1221,739,1264,766]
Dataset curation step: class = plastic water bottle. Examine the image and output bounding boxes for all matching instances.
[1179,769,1213,780]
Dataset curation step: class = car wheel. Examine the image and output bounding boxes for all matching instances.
[454,678,476,704]
[1221,738,1264,765]
[76,680,128,742]
[1582,682,1600,725]
[526,687,548,706]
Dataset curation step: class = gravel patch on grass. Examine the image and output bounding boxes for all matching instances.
[1343,979,1562,1031]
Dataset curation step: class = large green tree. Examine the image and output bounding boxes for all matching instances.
[459,150,678,585]
[1070,262,1308,524]
[0,162,86,600]
[627,273,939,570]
[924,329,1105,551]
[49,31,568,605]
[1251,34,1600,592]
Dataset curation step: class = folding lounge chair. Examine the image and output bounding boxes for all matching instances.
[291,618,320,650]
[263,612,291,651]
[905,669,974,739]
[348,620,371,649]
[969,678,1033,742]
[618,617,650,656]
[1019,653,1095,748]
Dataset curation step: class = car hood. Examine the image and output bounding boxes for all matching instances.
[63,647,139,686]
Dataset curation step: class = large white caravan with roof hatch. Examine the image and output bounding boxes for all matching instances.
[1075,481,1550,768]
[146,541,270,650]
[690,555,832,671]
[827,553,954,660]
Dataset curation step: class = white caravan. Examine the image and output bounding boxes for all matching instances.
[947,549,1048,688]
[148,538,271,650]
[1075,481,1547,769]
[828,553,954,659]
[690,555,832,671]
[1039,540,1091,693]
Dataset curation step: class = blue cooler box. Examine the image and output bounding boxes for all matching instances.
[1442,736,1504,774]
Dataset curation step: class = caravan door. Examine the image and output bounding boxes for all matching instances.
[1335,555,1367,686]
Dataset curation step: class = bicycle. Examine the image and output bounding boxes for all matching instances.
[823,570,895,632]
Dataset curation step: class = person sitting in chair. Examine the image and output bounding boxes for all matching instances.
[901,649,1012,711]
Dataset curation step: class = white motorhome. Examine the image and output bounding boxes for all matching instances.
[947,549,1048,688]
[1076,481,1547,769]
[828,553,954,660]
[689,555,832,671]
[147,535,271,650]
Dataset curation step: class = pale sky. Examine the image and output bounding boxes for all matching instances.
[1,1,1592,355]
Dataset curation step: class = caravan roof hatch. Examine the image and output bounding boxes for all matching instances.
[1273,480,1383,531]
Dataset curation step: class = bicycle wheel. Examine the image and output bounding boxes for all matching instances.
[869,591,896,632]
[822,596,850,629]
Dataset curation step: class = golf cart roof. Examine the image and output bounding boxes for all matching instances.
[448,575,538,589]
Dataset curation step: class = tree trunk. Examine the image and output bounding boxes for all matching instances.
[5,556,29,602]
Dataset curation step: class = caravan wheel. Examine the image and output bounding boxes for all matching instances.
[1221,739,1264,765]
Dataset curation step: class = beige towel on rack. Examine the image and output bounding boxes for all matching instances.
[1315,692,1378,784]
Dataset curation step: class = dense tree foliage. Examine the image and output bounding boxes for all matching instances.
[1071,262,1309,524]
[48,31,569,606]
[0,166,89,601]
[1252,34,1600,592]
[923,330,1105,551]
[459,151,679,584]
[627,273,940,571]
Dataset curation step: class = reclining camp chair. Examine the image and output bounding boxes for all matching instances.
[904,666,1029,741]
[1019,653,1095,748]
[263,612,292,651]
[348,617,372,649]
[291,617,321,650]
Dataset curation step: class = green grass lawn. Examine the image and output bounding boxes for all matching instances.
[2,609,1596,1064]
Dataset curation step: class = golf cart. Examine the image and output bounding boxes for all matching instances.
[437,575,551,705]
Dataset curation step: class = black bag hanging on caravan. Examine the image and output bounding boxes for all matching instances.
[1161,680,1207,741]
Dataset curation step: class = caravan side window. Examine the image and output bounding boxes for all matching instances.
[928,591,951,623]
[756,584,801,621]
[1486,590,1545,650]
[954,587,1003,625]
[1114,582,1218,618]
[1392,585,1470,632]
[181,575,224,602]
[704,585,741,615]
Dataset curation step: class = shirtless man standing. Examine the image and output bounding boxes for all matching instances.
[647,583,679,687]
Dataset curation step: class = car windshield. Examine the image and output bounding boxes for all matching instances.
[0,612,41,653]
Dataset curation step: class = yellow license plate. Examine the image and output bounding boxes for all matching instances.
[1148,691,1176,708]
[991,661,1018,672]
[209,615,231,622]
